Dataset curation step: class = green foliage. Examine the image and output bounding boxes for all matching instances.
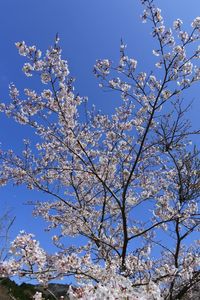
[0,278,57,300]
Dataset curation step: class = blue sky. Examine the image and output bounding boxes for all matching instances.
[0,0,200,258]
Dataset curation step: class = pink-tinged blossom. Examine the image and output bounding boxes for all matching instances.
[191,16,200,29]
[33,292,43,300]
[173,19,183,30]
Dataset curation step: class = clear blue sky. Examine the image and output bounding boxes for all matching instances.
[0,0,199,254]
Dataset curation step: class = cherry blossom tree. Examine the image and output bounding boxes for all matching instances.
[0,0,200,299]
